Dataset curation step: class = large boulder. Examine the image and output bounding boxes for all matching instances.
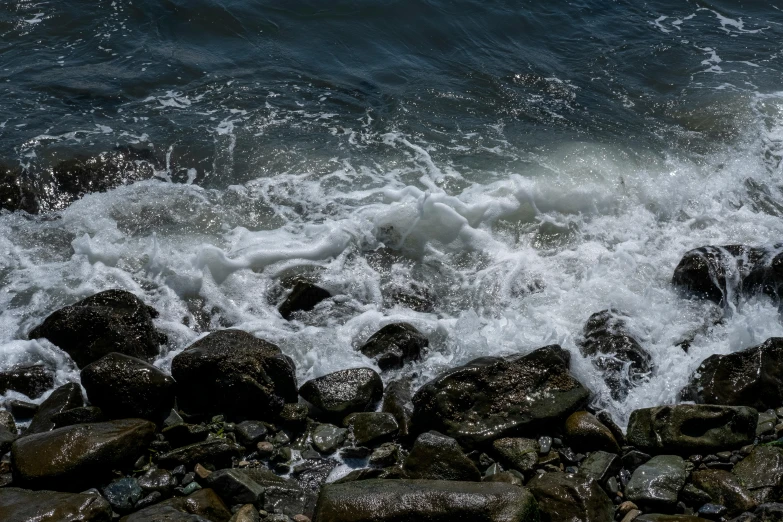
[626,404,757,454]
[120,488,231,522]
[626,455,688,512]
[403,431,481,481]
[171,330,297,419]
[579,310,653,400]
[690,470,756,517]
[29,290,165,368]
[0,487,112,522]
[299,368,383,420]
[526,472,613,522]
[564,411,621,454]
[680,338,783,411]
[81,353,175,421]
[732,445,783,504]
[11,419,156,491]
[412,345,590,447]
[313,479,539,522]
[26,382,84,435]
[358,323,428,371]
[0,364,54,399]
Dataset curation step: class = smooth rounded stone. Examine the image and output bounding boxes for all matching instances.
[138,468,176,494]
[29,290,165,368]
[691,469,757,516]
[299,368,383,420]
[680,338,783,411]
[313,479,539,522]
[103,477,143,514]
[412,345,590,447]
[732,445,783,504]
[578,450,621,487]
[626,455,688,511]
[564,411,621,454]
[235,421,268,447]
[26,382,84,435]
[403,431,481,481]
[627,404,758,455]
[119,488,232,522]
[156,438,244,469]
[343,412,399,446]
[229,504,261,522]
[358,323,427,371]
[0,487,112,522]
[12,419,156,491]
[492,438,540,474]
[579,310,654,400]
[527,472,613,522]
[81,353,175,421]
[203,469,264,506]
[0,364,54,399]
[171,330,297,419]
[278,280,331,320]
[51,406,106,428]
[312,424,347,454]
[381,378,414,438]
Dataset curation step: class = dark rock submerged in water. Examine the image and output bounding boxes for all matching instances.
[0,163,39,214]
[299,367,383,420]
[358,322,428,371]
[171,329,297,419]
[0,364,54,399]
[412,345,590,446]
[29,290,166,368]
[579,309,653,400]
[0,487,112,522]
[278,280,331,319]
[680,337,783,410]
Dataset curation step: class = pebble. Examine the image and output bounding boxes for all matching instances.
[194,463,212,479]
[538,436,552,454]
[620,509,641,522]
[257,441,275,458]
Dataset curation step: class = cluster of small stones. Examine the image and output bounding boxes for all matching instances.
[2,244,783,521]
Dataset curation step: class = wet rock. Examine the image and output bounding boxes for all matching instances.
[381,378,414,438]
[292,458,339,492]
[732,445,783,504]
[235,421,268,447]
[203,469,264,506]
[412,345,590,447]
[311,424,347,454]
[382,281,436,313]
[242,468,315,518]
[120,488,231,522]
[0,487,112,522]
[635,516,711,522]
[369,442,401,467]
[578,450,621,487]
[755,503,783,521]
[26,382,84,434]
[680,338,783,411]
[596,410,626,446]
[12,419,156,491]
[527,472,613,522]
[171,330,297,419]
[492,438,539,474]
[8,399,38,419]
[0,364,54,399]
[103,477,143,514]
[29,290,165,368]
[358,323,427,371]
[564,410,621,454]
[134,491,162,511]
[0,410,16,434]
[279,281,331,320]
[299,368,382,420]
[156,438,244,469]
[51,406,106,428]
[626,455,688,512]
[138,468,176,495]
[691,469,756,516]
[81,352,176,421]
[313,479,539,522]
[0,426,17,457]
[580,310,654,400]
[229,504,261,522]
[344,412,399,446]
[627,404,758,454]
[0,164,38,214]
[403,431,480,481]
[161,422,210,447]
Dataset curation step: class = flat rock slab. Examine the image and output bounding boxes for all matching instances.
[313,479,539,522]
[626,455,688,511]
[0,487,112,522]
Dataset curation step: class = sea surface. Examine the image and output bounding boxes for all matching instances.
[1,0,783,425]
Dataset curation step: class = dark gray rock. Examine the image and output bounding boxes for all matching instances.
[26,382,84,435]
[134,491,163,511]
[292,458,339,492]
[235,421,268,447]
[8,399,38,419]
[119,488,232,522]
[403,431,480,481]
[311,424,347,454]
[626,455,688,511]
[672,245,766,305]
[171,330,297,419]
[156,438,244,470]
[492,438,539,474]
[279,281,331,320]
[51,406,106,428]
[564,410,620,453]
[0,487,112,522]
[627,404,758,454]
[0,364,54,399]
[755,503,783,522]
[0,164,38,213]
[29,290,165,368]
[412,345,590,447]
[313,479,539,522]
[228,504,260,522]
[203,469,264,506]
[138,468,176,495]
[358,323,427,371]
[81,353,176,421]
[578,450,621,487]
[635,516,711,522]
[103,477,143,514]
[733,445,783,504]
[382,281,436,313]
[381,378,414,438]
[527,472,613,522]
[241,468,316,519]
[691,469,756,517]
[299,368,382,420]
[343,412,398,446]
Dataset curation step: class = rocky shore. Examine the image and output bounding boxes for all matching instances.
[2,244,783,521]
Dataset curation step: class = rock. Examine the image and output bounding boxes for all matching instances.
[138,468,176,494]
[732,445,783,503]
[578,450,621,487]
[0,164,38,213]
[564,411,621,454]
[26,382,84,435]
[635,516,711,522]
[358,323,427,371]
[120,488,231,522]
[12,419,156,491]
[369,443,401,467]
[241,468,316,518]
[311,424,347,454]
[381,378,414,438]
[626,455,688,511]
[0,364,54,399]
[156,438,244,470]
[691,469,756,516]
[279,281,331,320]
[299,368,382,420]
[134,491,162,511]
[292,458,339,492]
[171,330,297,419]
[343,412,398,446]
[229,504,261,522]
[52,406,106,428]
[755,503,783,521]
[596,410,626,446]
[203,469,264,506]
[8,399,38,419]
[527,472,614,522]
[0,487,112,522]
[235,421,268,447]
[580,310,654,400]
[103,477,143,514]
[29,290,165,368]
[313,479,539,522]
[0,412,17,454]
[412,345,590,447]
[627,404,758,454]
[81,353,176,421]
[492,438,540,474]
[403,431,481,481]
[680,338,783,411]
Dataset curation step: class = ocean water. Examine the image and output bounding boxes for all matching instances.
[1,0,783,426]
